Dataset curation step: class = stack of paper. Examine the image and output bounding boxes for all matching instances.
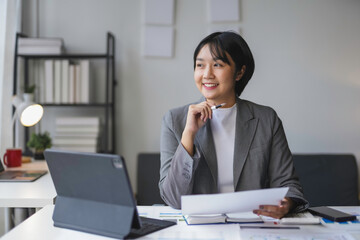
[18,37,63,55]
[52,117,100,153]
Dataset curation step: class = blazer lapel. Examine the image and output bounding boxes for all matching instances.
[233,99,258,189]
[195,121,218,188]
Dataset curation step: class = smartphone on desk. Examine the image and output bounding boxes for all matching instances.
[308,206,356,222]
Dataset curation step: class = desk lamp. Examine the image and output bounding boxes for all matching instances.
[12,94,44,150]
[12,94,43,127]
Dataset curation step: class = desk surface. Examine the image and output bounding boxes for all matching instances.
[0,161,56,208]
[2,205,360,240]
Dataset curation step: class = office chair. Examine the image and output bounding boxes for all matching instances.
[136,153,165,205]
[293,154,359,207]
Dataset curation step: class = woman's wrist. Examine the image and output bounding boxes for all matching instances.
[183,127,196,139]
[181,129,196,156]
[285,197,295,212]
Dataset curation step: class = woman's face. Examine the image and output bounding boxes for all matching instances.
[194,44,241,106]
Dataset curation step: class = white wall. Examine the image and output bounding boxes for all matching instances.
[21,0,360,190]
[1,0,22,235]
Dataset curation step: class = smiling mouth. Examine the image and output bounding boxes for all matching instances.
[203,83,219,88]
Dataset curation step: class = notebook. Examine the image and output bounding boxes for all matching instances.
[44,149,176,239]
[184,211,263,225]
[0,158,47,182]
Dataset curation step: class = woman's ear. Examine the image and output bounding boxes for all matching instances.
[235,65,246,81]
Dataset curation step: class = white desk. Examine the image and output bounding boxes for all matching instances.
[2,205,360,240]
[0,161,56,232]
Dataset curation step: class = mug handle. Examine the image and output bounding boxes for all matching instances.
[3,153,8,166]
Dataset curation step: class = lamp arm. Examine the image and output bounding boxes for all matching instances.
[11,109,18,128]
[11,108,19,148]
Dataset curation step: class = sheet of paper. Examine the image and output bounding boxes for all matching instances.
[144,0,175,25]
[137,205,185,224]
[181,187,288,215]
[240,228,356,240]
[147,222,241,240]
[143,26,174,57]
[209,0,239,22]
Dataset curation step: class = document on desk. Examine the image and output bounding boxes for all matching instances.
[181,187,288,215]
[240,228,356,240]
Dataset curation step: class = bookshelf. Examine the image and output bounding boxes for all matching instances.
[13,32,117,154]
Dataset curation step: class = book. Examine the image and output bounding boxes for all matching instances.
[54,132,99,138]
[56,117,100,126]
[18,37,63,55]
[44,60,54,103]
[37,60,45,103]
[18,37,63,46]
[183,211,263,225]
[53,137,97,146]
[52,145,97,153]
[54,60,62,104]
[18,45,63,55]
[55,126,100,134]
[80,60,90,103]
[30,60,44,103]
[61,60,69,103]
[68,64,75,103]
[75,64,81,103]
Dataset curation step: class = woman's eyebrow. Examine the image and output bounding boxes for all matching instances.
[196,58,221,61]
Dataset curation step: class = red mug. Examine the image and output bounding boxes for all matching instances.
[3,148,22,167]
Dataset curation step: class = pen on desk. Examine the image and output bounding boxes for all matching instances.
[240,226,300,230]
[211,103,226,110]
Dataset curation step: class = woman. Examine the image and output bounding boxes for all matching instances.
[159,32,308,218]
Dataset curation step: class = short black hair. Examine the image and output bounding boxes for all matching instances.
[193,31,255,97]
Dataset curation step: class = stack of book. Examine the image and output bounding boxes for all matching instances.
[18,37,64,55]
[42,60,90,104]
[52,117,100,153]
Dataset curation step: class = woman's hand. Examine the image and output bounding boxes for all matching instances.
[181,101,213,156]
[253,197,294,219]
[185,102,213,134]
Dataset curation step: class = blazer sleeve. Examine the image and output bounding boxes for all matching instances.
[268,113,309,213]
[159,110,201,209]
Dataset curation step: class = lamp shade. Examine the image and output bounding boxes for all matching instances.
[12,95,44,127]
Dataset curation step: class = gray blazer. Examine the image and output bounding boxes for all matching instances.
[159,98,309,212]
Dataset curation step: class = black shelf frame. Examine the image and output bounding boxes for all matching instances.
[41,103,113,107]
[18,54,110,59]
[13,32,117,154]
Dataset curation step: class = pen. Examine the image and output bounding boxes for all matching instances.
[211,103,226,110]
[240,226,300,230]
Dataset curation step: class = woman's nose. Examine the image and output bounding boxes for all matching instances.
[204,66,214,79]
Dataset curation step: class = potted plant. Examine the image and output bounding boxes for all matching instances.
[24,84,36,94]
[27,131,52,160]
[23,84,36,102]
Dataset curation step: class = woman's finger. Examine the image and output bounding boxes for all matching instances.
[204,103,212,120]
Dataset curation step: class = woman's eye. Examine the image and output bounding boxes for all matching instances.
[214,63,223,67]
[196,63,203,68]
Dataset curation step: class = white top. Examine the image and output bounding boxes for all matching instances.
[210,103,237,193]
